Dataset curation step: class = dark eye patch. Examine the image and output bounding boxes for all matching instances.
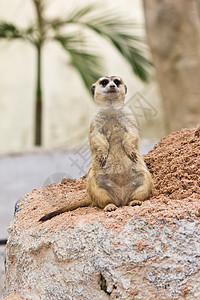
[114,79,121,86]
[100,79,109,87]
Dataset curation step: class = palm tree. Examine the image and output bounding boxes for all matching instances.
[0,0,151,146]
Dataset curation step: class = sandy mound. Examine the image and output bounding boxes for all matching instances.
[14,124,200,234]
[145,123,200,200]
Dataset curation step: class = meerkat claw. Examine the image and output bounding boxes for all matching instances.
[104,204,117,212]
[99,155,107,167]
[129,200,143,206]
[129,152,137,163]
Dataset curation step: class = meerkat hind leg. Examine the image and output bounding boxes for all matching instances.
[87,174,115,210]
[128,171,152,207]
[128,189,149,207]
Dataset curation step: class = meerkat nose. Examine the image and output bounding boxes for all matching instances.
[110,84,115,88]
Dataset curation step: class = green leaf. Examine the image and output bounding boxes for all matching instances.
[60,4,152,82]
[0,22,22,39]
[65,3,98,23]
[0,21,37,45]
[55,34,103,93]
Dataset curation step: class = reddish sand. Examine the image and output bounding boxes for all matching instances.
[13,124,200,234]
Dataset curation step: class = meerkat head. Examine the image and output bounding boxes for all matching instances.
[91,76,127,106]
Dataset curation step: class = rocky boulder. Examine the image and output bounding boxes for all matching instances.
[3,125,200,299]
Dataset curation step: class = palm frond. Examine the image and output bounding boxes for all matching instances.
[47,4,99,29]
[61,5,152,82]
[0,22,22,39]
[0,21,37,45]
[65,4,98,23]
[55,33,103,92]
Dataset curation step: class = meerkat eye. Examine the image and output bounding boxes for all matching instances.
[114,79,121,86]
[100,79,109,87]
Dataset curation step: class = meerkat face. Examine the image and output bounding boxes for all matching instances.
[91,76,127,106]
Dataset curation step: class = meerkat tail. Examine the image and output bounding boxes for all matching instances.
[39,198,92,222]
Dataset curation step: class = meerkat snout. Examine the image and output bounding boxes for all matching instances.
[107,83,116,93]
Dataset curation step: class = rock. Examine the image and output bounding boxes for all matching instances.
[3,125,200,299]
[3,291,29,300]
[3,202,200,299]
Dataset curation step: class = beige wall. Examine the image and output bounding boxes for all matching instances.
[0,0,165,154]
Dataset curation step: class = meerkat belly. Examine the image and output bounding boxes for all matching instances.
[96,162,144,206]
[96,121,144,206]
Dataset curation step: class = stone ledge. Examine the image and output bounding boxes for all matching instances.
[4,210,200,299]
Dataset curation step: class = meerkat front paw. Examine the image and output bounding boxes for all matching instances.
[128,151,138,163]
[129,200,142,206]
[99,154,107,167]
[104,203,117,212]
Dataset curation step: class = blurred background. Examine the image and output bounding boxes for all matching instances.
[0,0,200,294]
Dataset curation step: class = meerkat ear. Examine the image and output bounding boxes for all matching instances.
[125,85,127,94]
[91,84,96,95]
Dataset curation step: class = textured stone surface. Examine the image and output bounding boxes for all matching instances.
[4,214,200,300]
[0,246,6,297]
[3,291,29,300]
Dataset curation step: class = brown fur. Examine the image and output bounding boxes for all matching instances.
[39,76,152,221]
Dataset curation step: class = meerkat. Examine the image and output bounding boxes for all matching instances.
[39,76,152,222]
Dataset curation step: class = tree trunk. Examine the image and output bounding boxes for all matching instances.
[35,45,42,146]
[143,0,200,132]
[32,0,44,146]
